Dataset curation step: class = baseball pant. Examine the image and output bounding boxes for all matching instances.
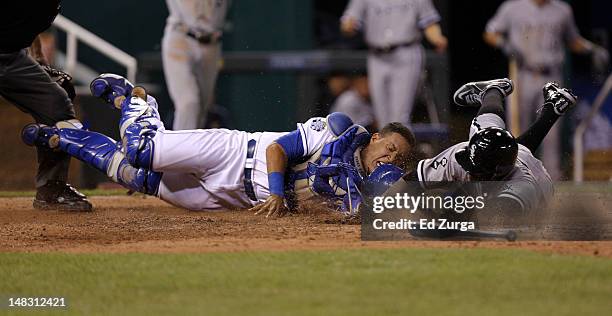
[152,129,256,210]
[162,24,221,130]
[367,45,424,128]
[514,69,563,180]
[0,49,76,188]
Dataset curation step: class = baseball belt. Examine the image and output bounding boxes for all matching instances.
[518,63,557,76]
[186,30,222,45]
[369,40,417,55]
[172,24,222,44]
[243,139,258,201]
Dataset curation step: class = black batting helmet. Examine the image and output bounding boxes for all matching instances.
[455,127,518,179]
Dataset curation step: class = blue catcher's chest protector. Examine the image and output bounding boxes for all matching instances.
[313,125,370,196]
[287,123,371,206]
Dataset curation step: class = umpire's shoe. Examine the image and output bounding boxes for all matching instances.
[453,78,514,107]
[90,73,134,109]
[34,180,93,212]
[21,124,93,212]
[542,82,577,115]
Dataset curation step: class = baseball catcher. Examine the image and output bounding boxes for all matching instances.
[21,74,413,216]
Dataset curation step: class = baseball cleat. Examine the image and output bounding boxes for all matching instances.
[34,180,93,212]
[542,82,577,115]
[90,73,134,109]
[21,123,60,149]
[453,78,514,107]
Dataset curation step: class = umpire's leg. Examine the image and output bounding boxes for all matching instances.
[0,49,91,210]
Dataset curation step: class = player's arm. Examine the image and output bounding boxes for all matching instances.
[424,24,447,53]
[250,143,289,218]
[418,0,446,53]
[567,37,609,68]
[340,0,365,36]
[251,125,313,218]
[483,3,515,57]
[483,31,503,48]
[28,35,50,66]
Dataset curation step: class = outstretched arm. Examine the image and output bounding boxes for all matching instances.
[250,143,289,218]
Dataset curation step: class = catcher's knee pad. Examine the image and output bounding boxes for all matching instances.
[21,120,84,148]
[107,153,161,195]
[21,124,58,148]
[123,123,156,170]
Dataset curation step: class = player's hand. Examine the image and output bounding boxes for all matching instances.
[250,194,288,218]
[341,18,358,36]
[591,45,610,73]
[433,36,448,53]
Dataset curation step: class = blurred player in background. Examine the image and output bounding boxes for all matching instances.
[0,1,91,211]
[162,0,230,130]
[484,0,609,179]
[330,74,376,130]
[315,72,352,117]
[340,0,447,128]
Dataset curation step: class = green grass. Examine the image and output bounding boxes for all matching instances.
[0,249,611,315]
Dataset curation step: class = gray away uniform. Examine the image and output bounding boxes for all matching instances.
[416,113,554,211]
[162,0,229,130]
[486,0,581,179]
[342,0,441,127]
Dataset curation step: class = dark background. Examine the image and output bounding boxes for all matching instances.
[57,0,611,133]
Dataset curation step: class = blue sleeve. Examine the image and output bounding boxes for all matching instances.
[275,130,305,162]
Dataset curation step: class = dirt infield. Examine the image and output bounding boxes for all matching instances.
[1,195,611,257]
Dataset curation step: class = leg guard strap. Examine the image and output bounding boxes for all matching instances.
[108,154,161,195]
[123,123,156,169]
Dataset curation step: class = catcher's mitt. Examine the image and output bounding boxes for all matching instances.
[42,65,76,101]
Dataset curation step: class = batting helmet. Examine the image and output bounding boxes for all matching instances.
[455,127,518,179]
[364,163,405,196]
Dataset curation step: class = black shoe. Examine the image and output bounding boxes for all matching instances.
[453,78,514,107]
[34,180,93,212]
[542,82,577,115]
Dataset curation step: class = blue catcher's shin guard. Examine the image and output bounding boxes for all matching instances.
[55,128,161,195]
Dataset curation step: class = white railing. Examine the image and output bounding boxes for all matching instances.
[573,73,612,182]
[52,15,137,82]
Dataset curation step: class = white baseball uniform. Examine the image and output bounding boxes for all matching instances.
[162,0,230,130]
[152,116,356,211]
[416,113,554,211]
